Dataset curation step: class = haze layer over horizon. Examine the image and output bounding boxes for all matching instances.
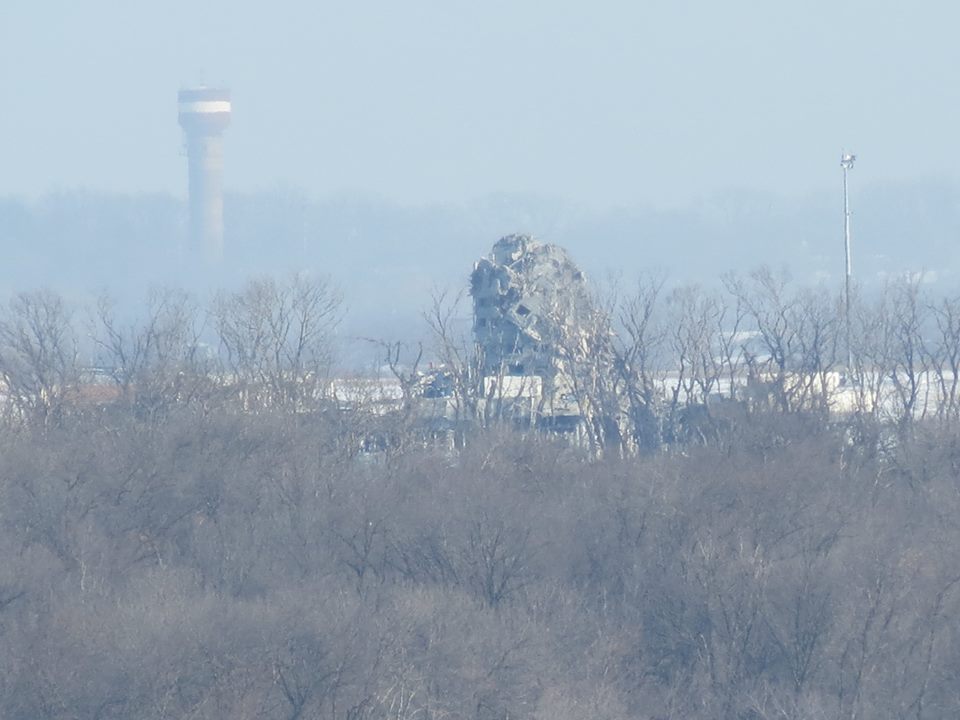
[3,1,959,209]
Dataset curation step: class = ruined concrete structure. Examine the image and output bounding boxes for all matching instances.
[471,234,591,419]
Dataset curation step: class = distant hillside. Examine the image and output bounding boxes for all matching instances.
[1,183,958,354]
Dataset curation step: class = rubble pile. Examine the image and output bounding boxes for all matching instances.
[470,233,591,383]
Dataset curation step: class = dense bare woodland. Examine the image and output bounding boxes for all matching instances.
[2,273,960,719]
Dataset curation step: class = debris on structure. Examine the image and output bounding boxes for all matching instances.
[470,233,592,422]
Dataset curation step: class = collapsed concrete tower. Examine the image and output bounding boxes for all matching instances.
[470,234,591,415]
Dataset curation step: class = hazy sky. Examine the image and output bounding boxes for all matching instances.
[3,1,959,208]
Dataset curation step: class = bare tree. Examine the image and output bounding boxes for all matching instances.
[874,276,933,430]
[0,289,78,426]
[612,274,667,452]
[92,288,211,417]
[723,268,840,415]
[662,285,729,443]
[927,293,960,424]
[552,294,622,455]
[424,288,483,444]
[213,275,342,410]
[789,287,842,414]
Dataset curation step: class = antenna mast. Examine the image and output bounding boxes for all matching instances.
[841,151,856,370]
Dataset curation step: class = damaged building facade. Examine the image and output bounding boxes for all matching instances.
[470,234,594,429]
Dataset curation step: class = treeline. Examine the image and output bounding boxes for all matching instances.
[2,268,960,447]
[3,392,960,718]
[0,274,960,718]
[0,276,342,427]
